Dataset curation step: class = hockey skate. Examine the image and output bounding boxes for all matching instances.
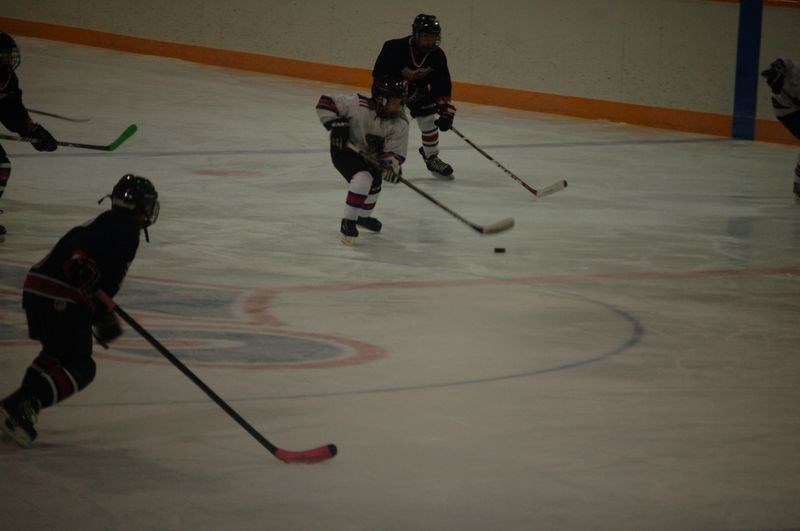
[0,224,5,243]
[419,147,454,180]
[794,180,800,199]
[357,216,382,233]
[0,396,40,447]
[341,218,358,245]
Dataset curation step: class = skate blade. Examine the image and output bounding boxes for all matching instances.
[0,409,33,448]
[341,235,356,246]
[431,172,454,181]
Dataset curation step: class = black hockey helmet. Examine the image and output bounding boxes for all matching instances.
[371,75,407,119]
[0,32,20,71]
[100,174,159,241]
[412,14,441,53]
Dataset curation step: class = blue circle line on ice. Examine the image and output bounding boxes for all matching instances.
[65,289,642,407]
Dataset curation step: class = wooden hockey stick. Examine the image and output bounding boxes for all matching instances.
[347,143,514,235]
[97,291,338,464]
[28,108,91,123]
[0,124,137,151]
[450,126,567,198]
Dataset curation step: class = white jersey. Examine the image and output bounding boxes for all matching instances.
[317,93,409,165]
[771,59,800,117]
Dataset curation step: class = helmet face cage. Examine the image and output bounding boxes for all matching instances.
[371,77,407,119]
[0,33,20,71]
[412,14,442,52]
[111,174,159,227]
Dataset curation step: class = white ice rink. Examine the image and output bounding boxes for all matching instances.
[1,37,799,530]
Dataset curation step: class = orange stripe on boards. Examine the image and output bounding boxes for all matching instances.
[454,81,734,137]
[754,119,800,145]
[2,16,797,145]
[0,16,373,87]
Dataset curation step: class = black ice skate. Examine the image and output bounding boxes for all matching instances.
[419,147,454,180]
[0,209,5,243]
[341,218,358,245]
[794,180,800,199]
[357,216,382,233]
[0,396,40,447]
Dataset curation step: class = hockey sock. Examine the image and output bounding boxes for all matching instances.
[21,354,95,408]
[344,171,372,220]
[418,115,440,158]
[359,182,381,218]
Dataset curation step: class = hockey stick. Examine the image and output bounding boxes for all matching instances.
[0,124,137,151]
[347,143,514,235]
[450,126,567,198]
[96,291,338,464]
[28,108,91,123]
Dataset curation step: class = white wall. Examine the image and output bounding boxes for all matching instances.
[3,0,799,119]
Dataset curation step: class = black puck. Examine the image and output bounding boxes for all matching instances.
[494,247,506,253]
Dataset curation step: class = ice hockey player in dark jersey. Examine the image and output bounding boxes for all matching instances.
[0,174,159,447]
[0,32,58,241]
[761,58,800,198]
[373,14,455,180]
[316,75,409,244]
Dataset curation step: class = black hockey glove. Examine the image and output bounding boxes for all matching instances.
[761,59,786,95]
[29,123,58,152]
[92,310,122,347]
[380,158,402,183]
[435,102,456,132]
[326,117,350,150]
[63,250,100,296]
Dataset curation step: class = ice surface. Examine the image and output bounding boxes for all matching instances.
[1,37,798,530]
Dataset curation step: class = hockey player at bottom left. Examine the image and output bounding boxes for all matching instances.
[316,75,409,244]
[0,174,159,447]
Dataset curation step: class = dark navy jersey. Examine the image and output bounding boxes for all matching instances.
[0,69,33,134]
[372,36,452,102]
[23,209,141,308]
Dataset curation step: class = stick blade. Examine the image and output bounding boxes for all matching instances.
[107,124,138,151]
[481,217,515,235]
[275,443,338,464]
[535,180,568,198]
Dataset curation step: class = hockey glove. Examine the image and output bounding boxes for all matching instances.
[326,117,350,150]
[761,59,786,95]
[381,158,402,183]
[92,310,122,346]
[435,101,456,132]
[63,250,100,296]
[29,123,58,152]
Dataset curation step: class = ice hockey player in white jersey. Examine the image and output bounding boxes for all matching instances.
[761,58,800,198]
[316,75,409,244]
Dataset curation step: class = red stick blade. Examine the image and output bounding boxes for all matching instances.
[275,444,338,464]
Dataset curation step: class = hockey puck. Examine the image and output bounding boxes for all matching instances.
[494,247,506,253]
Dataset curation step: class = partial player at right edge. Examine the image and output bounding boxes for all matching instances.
[761,58,800,198]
